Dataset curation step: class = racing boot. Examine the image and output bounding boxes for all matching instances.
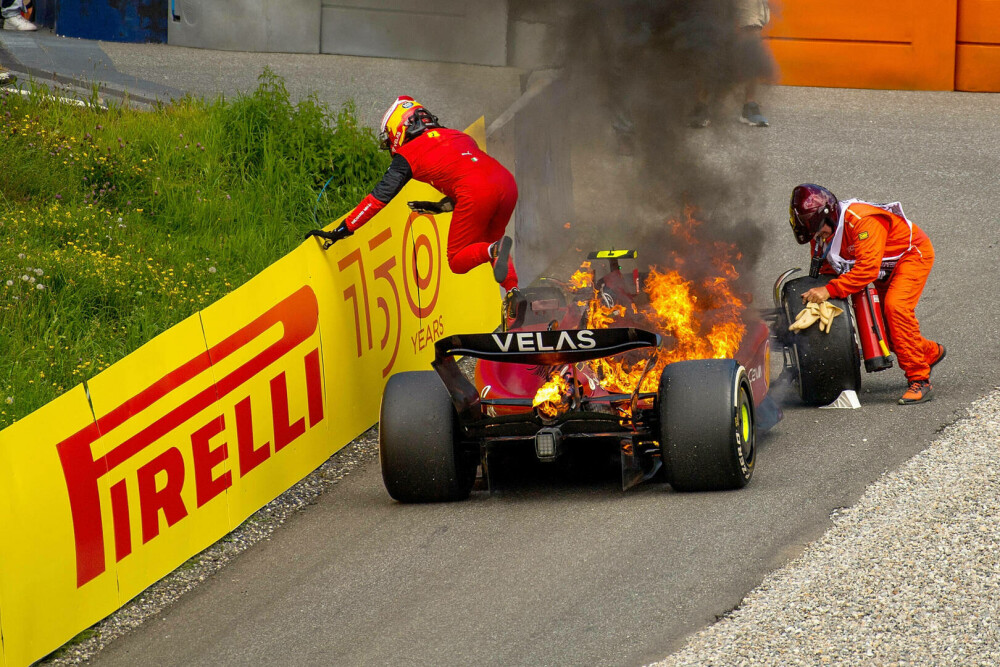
[489,236,513,285]
[899,379,933,405]
[929,343,946,376]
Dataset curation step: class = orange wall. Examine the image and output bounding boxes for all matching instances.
[955,0,1000,91]
[763,0,959,91]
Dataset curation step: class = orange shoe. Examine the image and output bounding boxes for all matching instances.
[899,380,933,405]
[929,343,946,375]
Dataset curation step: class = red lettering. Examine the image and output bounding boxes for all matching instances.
[137,447,188,544]
[110,479,132,562]
[236,395,270,477]
[271,372,305,452]
[305,349,324,428]
[191,415,232,508]
[57,286,319,587]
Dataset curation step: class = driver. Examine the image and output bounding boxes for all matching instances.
[789,183,945,405]
[306,96,519,292]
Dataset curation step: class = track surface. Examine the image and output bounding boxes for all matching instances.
[79,82,1000,666]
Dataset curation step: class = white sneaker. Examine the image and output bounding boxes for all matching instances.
[3,14,38,31]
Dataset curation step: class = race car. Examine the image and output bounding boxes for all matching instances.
[379,251,781,502]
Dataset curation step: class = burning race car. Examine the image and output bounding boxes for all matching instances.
[379,236,782,503]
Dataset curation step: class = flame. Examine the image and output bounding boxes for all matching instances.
[568,262,593,291]
[533,372,574,419]
[579,209,748,394]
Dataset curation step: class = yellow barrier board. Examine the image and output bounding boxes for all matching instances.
[0,119,501,666]
[82,313,231,603]
[0,386,120,666]
[198,248,331,529]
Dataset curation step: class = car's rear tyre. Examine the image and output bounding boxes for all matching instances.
[781,276,861,406]
[379,371,477,503]
[658,359,755,492]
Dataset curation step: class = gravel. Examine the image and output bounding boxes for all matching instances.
[39,427,380,665]
[652,388,1000,667]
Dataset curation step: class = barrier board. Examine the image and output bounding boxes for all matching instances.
[765,0,959,91]
[0,119,500,666]
[956,0,1000,91]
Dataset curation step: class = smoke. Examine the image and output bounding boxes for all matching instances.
[515,0,775,289]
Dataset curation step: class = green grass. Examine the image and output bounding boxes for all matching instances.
[0,69,389,428]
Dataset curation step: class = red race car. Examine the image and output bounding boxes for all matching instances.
[379,250,781,502]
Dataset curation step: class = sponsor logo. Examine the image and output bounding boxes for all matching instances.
[57,286,323,588]
[858,231,869,240]
[490,330,597,353]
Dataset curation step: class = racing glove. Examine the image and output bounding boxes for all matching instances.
[789,302,844,334]
[788,303,821,333]
[817,301,844,333]
[407,197,454,215]
[304,223,353,250]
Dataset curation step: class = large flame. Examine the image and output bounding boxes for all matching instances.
[533,372,574,419]
[581,208,748,394]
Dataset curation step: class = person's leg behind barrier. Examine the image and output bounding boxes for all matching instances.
[883,249,937,383]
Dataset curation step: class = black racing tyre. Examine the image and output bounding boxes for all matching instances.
[379,371,477,503]
[658,359,755,492]
[781,276,861,406]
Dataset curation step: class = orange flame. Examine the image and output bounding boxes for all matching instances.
[568,262,593,291]
[580,210,748,394]
[533,372,574,419]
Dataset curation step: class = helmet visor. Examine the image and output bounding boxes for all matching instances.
[789,208,813,245]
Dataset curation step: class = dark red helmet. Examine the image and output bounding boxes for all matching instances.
[789,184,839,244]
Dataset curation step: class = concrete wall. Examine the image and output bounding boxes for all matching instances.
[168,0,321,53]
[167,0,509,66]
[319,0,507,67]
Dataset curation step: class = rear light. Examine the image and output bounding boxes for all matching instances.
[534,428,561,461]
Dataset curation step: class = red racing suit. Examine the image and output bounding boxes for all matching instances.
[343,128,518,290]
[812,200,939,382]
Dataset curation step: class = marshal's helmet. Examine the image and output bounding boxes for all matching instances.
[378,96,441,153]
[789,184,840,244]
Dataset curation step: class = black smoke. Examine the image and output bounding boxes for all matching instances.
[516,0,775,289]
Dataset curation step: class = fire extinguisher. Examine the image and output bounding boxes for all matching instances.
[809,241,893,374]
[852,284,894,372]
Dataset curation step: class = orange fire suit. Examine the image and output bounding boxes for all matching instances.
[816,202,938,382]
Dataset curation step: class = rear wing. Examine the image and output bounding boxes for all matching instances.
[434,327,660,366]
[431,328,661,418]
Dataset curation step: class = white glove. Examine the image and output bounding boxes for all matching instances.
[818,301,844,333]
[789,301,843,334]
[789,303,821,332]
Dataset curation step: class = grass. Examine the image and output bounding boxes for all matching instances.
[0,69,389,429]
